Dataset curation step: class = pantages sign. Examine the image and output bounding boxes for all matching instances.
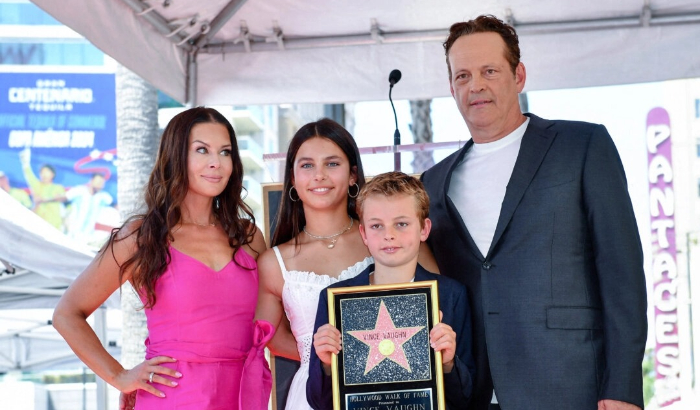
[646,107,680,406]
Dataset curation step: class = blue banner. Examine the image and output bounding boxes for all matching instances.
[0,72,117,244]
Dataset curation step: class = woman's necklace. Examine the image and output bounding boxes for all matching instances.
[181,219,217,227]
[303,217,353,249]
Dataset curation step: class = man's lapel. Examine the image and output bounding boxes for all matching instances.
[487,114,557,257]
[442,140,483,260]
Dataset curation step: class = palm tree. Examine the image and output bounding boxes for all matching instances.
[409,99,435,174]
[115,64,159,369]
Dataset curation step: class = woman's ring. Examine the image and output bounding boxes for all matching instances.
[148,372,154,383]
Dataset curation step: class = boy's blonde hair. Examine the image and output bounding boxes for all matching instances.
[356,171,430,227]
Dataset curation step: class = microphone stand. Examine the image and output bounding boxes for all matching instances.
[390,83,400,171]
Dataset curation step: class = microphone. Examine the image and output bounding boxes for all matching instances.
[388,69,402,171]
[389,69,402,86]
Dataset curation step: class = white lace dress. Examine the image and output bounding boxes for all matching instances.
[272,246,373,410]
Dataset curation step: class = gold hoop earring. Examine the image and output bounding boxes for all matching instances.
[289,186,300,202]
[348,183,360,199]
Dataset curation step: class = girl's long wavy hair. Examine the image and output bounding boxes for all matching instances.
[110,107,255,308]
[271,118,365,247]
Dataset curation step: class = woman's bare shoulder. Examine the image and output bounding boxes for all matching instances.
[112,218,142,241]
[242,222,267,260]
[258,246,282,275]
[258,237,301,276]
[257,246,286,297]
[100,218,143,260]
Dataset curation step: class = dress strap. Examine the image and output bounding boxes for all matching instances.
[272,246,288,280]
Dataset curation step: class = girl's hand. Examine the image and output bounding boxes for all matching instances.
[114,356,181,398]
[313,324,342,374]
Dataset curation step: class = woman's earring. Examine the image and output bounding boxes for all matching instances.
[289,186,300,202]
[215,196,220,210]
[348,183,360,199]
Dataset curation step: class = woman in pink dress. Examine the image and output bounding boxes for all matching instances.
[53,107,270,410]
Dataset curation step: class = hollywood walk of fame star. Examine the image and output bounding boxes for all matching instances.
[346,300,425,375]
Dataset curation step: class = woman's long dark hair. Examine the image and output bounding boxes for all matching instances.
[110,107,255,308]
[271,118,365,247]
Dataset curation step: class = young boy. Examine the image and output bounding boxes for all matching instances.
[306,171,474,409]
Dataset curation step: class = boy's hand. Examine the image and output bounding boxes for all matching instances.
[430,317,456,373]
[313,324,342,374]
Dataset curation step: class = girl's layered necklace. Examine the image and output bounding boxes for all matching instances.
[303,217,353,249]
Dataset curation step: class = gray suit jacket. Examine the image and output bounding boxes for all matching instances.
[421,113,647,409]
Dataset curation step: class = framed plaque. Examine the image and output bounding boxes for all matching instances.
[328,281,444,410]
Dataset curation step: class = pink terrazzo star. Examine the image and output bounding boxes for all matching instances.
[346,300,424,375]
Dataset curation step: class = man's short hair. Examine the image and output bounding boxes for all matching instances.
[356,172,429,227]
[444,14,521,79]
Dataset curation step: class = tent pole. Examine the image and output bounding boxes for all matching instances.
[120,0,193,50]
[186,50,198,107]
[195,0,248,48]
[199,10,700,55]
[95,306,109,410]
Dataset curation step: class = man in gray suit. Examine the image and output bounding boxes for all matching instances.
[421,15,647,410]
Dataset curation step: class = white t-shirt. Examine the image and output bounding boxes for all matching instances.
[447,118,529,258]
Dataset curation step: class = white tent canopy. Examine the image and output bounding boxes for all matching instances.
[0,189,118,373]
[29,0,700,106]
[0,188,98,309]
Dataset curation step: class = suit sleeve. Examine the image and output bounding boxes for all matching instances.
[582,125,647,407]
[441,281,475,408]
[306,287,334,410]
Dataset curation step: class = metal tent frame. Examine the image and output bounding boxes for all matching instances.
[29,0,700,106]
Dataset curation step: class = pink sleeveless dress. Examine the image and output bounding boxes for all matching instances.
[135,246,273,410]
